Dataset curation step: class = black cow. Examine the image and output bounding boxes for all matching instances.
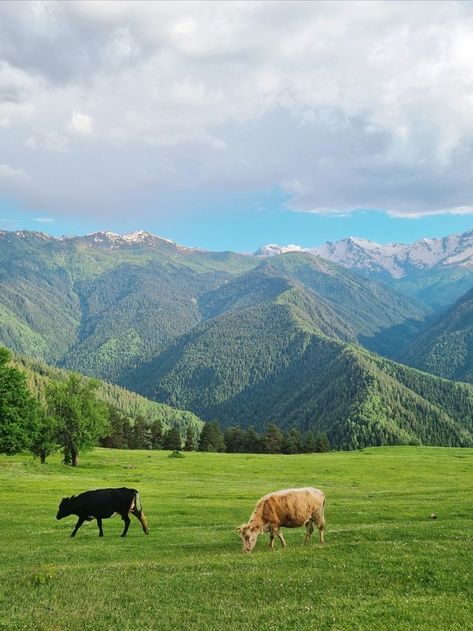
[56,487,149,538]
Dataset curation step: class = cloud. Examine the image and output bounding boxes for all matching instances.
[33,216,55,223]
[69,111,94,136]
[1,1,473,218]
[0,163,28,181]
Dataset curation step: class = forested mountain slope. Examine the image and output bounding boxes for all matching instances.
[1,230,472,449]
[402,286,473,383]
[12,353,203,434]
[134,288,473,449]
[0,230,256,381]
[0,231,429,383]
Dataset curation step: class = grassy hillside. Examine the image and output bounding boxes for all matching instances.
[402,286,473,383]
[1,447,472,630]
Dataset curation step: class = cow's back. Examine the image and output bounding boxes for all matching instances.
[261,487,324,528]
[77,488,137,517]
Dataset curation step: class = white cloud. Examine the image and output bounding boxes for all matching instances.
[33,216,54,223]
[0,163,28,181]
[69,111,94,136]
[1,1,473,217]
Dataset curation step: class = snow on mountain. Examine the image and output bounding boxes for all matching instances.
[67,230,196,252]
[0,229,197,252]
[255,243,306,257]
[256,229,473,278]
[0,230,54,242]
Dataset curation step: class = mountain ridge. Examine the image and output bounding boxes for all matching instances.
[256,229,473,309]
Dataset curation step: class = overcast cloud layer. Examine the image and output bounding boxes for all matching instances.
[1,0,473,220]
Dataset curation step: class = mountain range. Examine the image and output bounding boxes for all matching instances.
[1,228,473,448]
[256,229,473,309]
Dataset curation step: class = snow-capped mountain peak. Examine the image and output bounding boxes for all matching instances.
[256,229,473,277]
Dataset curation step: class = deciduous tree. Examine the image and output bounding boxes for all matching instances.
[46,373,110,466]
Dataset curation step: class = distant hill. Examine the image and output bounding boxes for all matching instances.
[402,286,473,383]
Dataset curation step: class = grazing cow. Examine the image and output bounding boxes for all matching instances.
[56,487,149,538]
[237,487,325,552]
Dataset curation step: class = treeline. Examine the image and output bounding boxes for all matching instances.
[223,423,330,454]
[105,417,331,454]
[1,347,330,463]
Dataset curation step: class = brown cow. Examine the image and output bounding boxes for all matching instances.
[237,487,325,552]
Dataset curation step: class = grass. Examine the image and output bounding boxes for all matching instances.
[0,446,472,630]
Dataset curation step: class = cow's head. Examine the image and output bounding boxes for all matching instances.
[237,524,260,552]
[56,496,74,520]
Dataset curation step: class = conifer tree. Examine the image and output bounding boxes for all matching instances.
[150,419,164,449]
[303,430,317,453]
[199,421,225,452]
[315,431,331,452]
[264,423,284,454]
[283,427,303,454]
[163,425,182,451]
[184,425,198,451]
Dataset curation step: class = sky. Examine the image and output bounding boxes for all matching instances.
[1,0,473,252]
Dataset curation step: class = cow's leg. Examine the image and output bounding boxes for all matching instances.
[131,508,150,535]
[97,517,104,537]
[269,531,276,550]
[120,514,131,537]
[70,517,86,538]
[276,530,287,548]
[304,519,315,544]
[313,508,325,545]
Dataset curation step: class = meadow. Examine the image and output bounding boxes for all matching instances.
[0,446,472,630]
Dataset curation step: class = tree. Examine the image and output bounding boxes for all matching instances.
[46,373,110,466]
[131,416,151,450]
[199,422,225,452]
[100,406,129,449]
[315,432,331,453]
[243,426,264,453]
[163,425,182,451]
[30,407,57,463]
[150,419,164,449]
[283,427,303,454]
[264,423,284,454]
[0,347,40,455]
[183,425,198,451]
[224,426,245,453]
[303,430,317,453]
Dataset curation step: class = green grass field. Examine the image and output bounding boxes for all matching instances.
[1,447,472,630]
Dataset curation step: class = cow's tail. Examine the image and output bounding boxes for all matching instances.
[133,491,150,535]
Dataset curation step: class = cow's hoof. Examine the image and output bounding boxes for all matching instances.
[144,529,150,535]
[99,533,104,537]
